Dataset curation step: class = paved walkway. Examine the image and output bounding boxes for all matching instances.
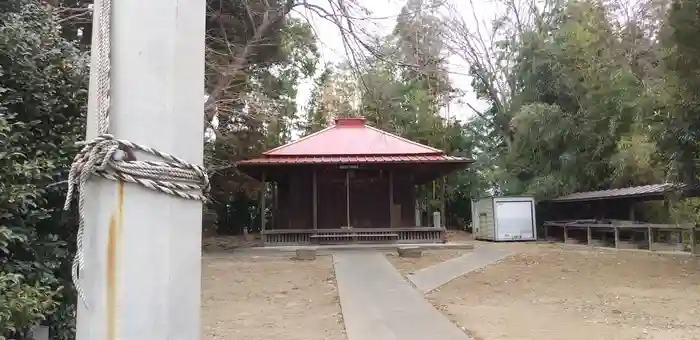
[333,252,471,340]
[407,247,513,293]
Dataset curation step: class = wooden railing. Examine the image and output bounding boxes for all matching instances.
[261,227,446,246]
[543,220,698,254]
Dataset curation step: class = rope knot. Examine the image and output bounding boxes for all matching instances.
[64,133,209,308]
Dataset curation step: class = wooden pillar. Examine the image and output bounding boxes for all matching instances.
[389,171,394,227]
[440,177,446,226]
[411,176,420,227]
[345,170,351,228]
[312,168,318,230]
[587,227,592,245]
[628,205,635,221]
[427,181,434,224]
[270,183,277,230]
[614,227,620,249]
[260,172,266,232]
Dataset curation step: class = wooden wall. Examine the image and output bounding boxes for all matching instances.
[272,168,417,230]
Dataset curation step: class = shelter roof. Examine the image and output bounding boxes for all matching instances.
[548,183,686,203]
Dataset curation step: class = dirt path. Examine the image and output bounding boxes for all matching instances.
[429,243,700,340]
[201,254,346,340]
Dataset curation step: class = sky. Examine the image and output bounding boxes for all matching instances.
[292,0,500,123]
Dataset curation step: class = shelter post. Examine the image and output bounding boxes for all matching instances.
[587,227,592,245]
[629,205,635,221]
[77,0,205,338]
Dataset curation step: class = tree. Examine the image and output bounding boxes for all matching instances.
[443,0,667,200]
[658,0,700,186]
[0,1,89,338]
[204,15,321,234]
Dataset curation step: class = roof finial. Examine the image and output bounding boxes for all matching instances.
[334,116,366,127]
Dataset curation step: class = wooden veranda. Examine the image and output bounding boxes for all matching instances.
[236,117,473,245]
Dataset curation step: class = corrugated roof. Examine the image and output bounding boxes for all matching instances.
[549,183,684,202]
[237,155,471,165]
[263,117,444,156]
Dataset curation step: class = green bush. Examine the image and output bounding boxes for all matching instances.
[0,1,88,338]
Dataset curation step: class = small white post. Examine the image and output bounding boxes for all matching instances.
[414,203,421,227]
[30,325,49,340]
[77,1,205,339]
[433,211,441,229]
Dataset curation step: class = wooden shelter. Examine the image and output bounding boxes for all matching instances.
[236,117,473,245]
[540,184,699,254]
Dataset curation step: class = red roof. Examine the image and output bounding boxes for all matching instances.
[237,117,472,166]
[265,117,443,156]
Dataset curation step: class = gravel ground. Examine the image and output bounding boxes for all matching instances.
[201,253,346,340]
[385,230,473,275]
[429,243,700,340]
[202,235,263,251]
[386,250,469,275]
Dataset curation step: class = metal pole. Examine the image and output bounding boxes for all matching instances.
[77,0,205,339]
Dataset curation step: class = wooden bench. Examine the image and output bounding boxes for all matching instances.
[310,232,399,244]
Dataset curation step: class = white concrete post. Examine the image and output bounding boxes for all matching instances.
[433,211,441,229]
[30,325,49,340]
[77,1,205,339]
[414,203,421,227]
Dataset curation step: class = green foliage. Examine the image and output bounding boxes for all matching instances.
[657,0,700,185]
[669,198,700,224]
[0,273,60,340]
[462,0,667,201]
[204,8,321,234]
[1,1,88,338]
[0,115,64,340]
